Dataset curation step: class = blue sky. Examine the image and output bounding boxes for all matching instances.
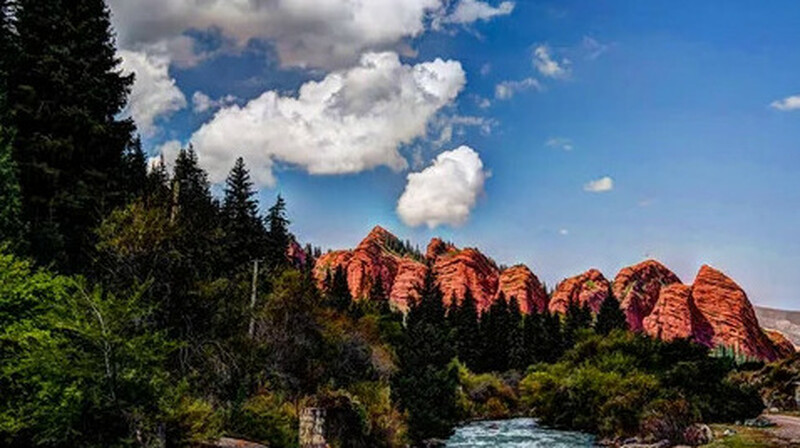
[109,0,800,309]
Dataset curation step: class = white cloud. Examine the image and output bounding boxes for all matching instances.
[480,63,492,76]
[397,146,488,228]
[119,49,187,136]
[533,45,570,79]
[495,77,542,100]
[435,115,497,146]
[179,52,465,186]
[192,91,238,113]
[770,95,800,111]
[545,137,573,151]
[438,0,515,25]
[559,228,569,236]
[583,176,614,193]
[109,0,513,70]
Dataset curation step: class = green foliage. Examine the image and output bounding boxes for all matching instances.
[222,157,267,271]
[0,126,22,245]
[329,265,353,312]
[265,195,291,271]
[230,390,297,448]
[507,296,527,371]
[519,331,764,439]
[6,0,144,268]
[479,292,511,372]
[393,270,458,443]
[0,250,175,447]
[254,269,326,400]
[455,362,518,421]
[451,290,481,371]
[595,294,629,335]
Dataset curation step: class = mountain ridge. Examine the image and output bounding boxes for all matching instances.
[312,226,793,361]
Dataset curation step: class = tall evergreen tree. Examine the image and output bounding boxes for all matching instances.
[507,296,527,371]
[7,0,144,268]
[563,299,593,350]
[393,269,457,442]
[222,157,266,269]
[265,195,290,271]
[480,292,510,372]
[522,309,543,365]
[453,290,481,370]
[369,275,391,314]
[0,1,22,247]
[595,293,629,335]
[329,265,352,312]
[0,127,22,245]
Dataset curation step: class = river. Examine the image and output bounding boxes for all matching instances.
[446,418,595,447]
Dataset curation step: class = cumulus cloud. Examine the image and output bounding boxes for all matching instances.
[397,146,488,228]
[192,91,238,113]
[109,0,514,70]
[119,49,187,136]
[545,137,573,151]
[177,52,465,186]
[437,0,515,25]
[495,77,542,100]
[583,176,614,193]
[770,95,800,111]
[533,44,570,79]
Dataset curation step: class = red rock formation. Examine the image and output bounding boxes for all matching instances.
[426,239,500,312]
[496,265,548,314]
[764,329,796,359]
[613,260,681,332]
[691,265,779,361]
[313,226,426,308]
[643,284,695,341]
[548,269,610,315]
[390,259,427,312]
[426,237,457,260]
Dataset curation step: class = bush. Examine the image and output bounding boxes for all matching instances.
[231,390,297,448]
[519,331,763,440]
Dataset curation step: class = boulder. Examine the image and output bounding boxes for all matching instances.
[682,424,713,446]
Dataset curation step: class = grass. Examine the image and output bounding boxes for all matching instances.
[702,424,783,448]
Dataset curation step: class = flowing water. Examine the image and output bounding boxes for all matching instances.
[446,418,595,447]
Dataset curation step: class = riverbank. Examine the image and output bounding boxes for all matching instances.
[703,414,800,447]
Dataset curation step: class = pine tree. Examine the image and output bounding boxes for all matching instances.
[507,296,527,371]
[265,195,290,271]
[170,146,222,283]
[453,290,481,371]
[480,292,510,372]
[8,0,143,268]
[522,309,543,365]
[329,265,352,312]
[393,269,457,442]
[0,127,22,245]
[563,299,593,351]
[542,309,564,362]
[595,293,629,335]
[368,275,394,317]
[222,157,266,270]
